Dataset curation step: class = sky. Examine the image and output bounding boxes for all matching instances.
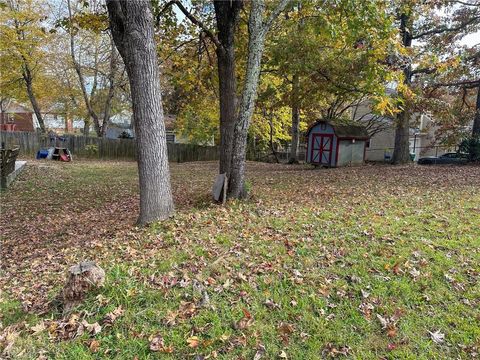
[460,31,480,47]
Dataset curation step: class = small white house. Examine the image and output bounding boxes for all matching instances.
[351,100,456,161]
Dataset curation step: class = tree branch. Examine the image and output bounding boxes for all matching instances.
[171,0,220,48]
[106,0,126,57]
[430,79,480,89]
[412,15,480,39]
[411,67,437,76]
[262,0,291,32]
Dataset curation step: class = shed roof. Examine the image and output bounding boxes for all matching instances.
[306,120,369,140]
[332,123,369,139]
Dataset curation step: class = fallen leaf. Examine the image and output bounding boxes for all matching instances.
[102,306,124,327]
[264,299,280,310]
[360,289,370,299]
[253,344,266,360]
[387,327,397,338]
[429,330,445,344]
[31,322,46,335]
[81,320,102,336]
[187,336,200,348]
[387,343,397,351]
[0,326,20,356]
[376,314,388,329]
[149,334,165,352]
[219,334,229,342]
[242,308,252,319]
[409,268,420,279]
[278,322,294,345]
[89,339,100,352]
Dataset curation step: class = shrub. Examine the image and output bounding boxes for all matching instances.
[118,131,133,139]
[85,144,99,158]
[458,136,480,162]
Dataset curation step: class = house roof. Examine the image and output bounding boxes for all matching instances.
[164,114,176,131]
[306,120,370,140]
[2,100,32,113]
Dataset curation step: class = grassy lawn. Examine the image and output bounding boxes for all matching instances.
[1,160,479,359]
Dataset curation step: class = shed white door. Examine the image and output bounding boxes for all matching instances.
[311,134,333,165]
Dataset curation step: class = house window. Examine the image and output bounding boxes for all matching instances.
[7,113,15,123]
[166,133,175,143]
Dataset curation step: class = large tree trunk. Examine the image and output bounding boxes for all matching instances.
[473,85,480,138]
[213,1,242,178]
[288,73,300,164]
[23,64,45,133]
[224,0,289,198]
[107,0,174,225]
[392,13,412,165]
[392,107,411,164]
[228,1,269,198]
[216,48,237,176]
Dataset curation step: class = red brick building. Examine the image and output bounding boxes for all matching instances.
[0,101,35,132]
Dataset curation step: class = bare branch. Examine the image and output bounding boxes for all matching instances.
[412,15,480,39]
[430,79,480,89]
[171,0,220,48]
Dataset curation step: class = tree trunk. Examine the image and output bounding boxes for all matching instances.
[392,13,412,165]
[392,107,411,164]
[102,39,117,138]
[23,64,45,133]
[213,1,242,178]
[216,47,237,176]
[107,0,174,225]
[11,10,45,133]
[223,0,289,198]
[269,114,279,163]
[288,73,300,164]
[473,85,480,138]
[228,1,268,198]
[83,119,90,136]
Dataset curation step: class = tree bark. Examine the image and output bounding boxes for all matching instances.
[107,0,174,224]
[22,63,45,133]
[102,38,118,137]
[213,1,242,178]
[226,0,289,198]
[83,118,91,136]
[392,13,412,165]
[269,113,279,163]
[392,105,411,164]
[289,73,300,164]
[473,85,480,138]
[228,1,267,198]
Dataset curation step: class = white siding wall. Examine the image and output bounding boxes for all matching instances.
[337,140,366,166]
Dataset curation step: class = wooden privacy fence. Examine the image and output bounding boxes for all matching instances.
[0,131,219,162]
